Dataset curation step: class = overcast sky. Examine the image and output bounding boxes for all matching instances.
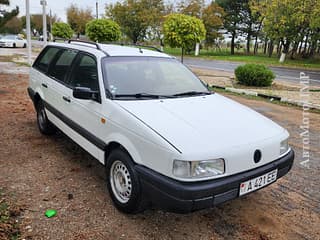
[4,0,116,22]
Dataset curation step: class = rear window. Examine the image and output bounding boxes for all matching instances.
[33,47,59,73]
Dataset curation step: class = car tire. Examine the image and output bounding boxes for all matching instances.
[106,148,146,214]
[13,43,16,48]
[23,43,26,48]
[36,100,56,135]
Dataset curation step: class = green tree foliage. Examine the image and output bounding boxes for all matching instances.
[85,19,121,43]
[263,0,320,60]
[0,0,19,32]
[51,22,73,39]
[67,4,93,37]
[106,0,165,44]
[202,2,225,47]
[163,13,206,62]
[216,0,247,55]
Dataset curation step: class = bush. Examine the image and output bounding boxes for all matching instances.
[86,19,121,43]
[52,22,73,39]
[235,64,275,87]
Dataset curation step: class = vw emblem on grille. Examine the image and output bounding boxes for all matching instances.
[254,150,262,163]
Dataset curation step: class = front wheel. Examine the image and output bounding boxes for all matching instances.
[106,149,145,213]
[36,100,56,135]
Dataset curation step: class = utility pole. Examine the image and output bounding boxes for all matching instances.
[26,0,32,65]
[49,9,52,41]
[96,0,98,19]
[40,0,47,45]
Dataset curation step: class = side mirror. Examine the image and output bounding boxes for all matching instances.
[73,87,100,102]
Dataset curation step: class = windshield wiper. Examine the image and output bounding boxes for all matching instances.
[114,93,175,99]
[173,91,212,97]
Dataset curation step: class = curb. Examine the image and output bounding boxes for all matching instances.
[211,85,320,110]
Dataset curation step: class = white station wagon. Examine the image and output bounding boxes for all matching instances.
[28,40,294,213]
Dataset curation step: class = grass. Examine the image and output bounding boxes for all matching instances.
[0,189,21,240]
[164,47,320,70]
[209,86,320,114]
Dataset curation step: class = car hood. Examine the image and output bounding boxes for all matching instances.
[115,94,285,157]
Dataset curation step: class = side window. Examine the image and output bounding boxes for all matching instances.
[48,49,77,83]
[33,47,59,73]
[69,54,99,91]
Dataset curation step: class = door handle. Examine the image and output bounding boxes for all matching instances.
[41,83,48,88]
[62,96,71,103]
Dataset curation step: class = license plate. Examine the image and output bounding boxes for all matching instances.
[239,169,278,196]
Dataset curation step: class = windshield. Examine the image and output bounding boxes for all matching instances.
[102,57,210,99]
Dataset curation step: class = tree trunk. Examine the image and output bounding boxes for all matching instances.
[268,40,274,57]
[181,47,184,63]
[231,33,235,55]
[246,32,251,54]
[279,41,290,63]
[263,38,268,55]
[253,21,263,55]
[254,37,258,55]
[290,41,299,59]
[298,41,303,54]
[302,33,309,57]
[309,40,317,57]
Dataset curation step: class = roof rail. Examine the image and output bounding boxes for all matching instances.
[104,42,163,53]
[53,38,67,42]
[68,39,102,50]
[67,39,109,56]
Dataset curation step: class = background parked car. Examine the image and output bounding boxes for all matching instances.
[0,35,27,48]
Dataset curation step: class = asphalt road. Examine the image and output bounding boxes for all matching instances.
[184,57,320,87]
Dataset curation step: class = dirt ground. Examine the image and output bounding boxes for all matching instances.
[0,73,319,240]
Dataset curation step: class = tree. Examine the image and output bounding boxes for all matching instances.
[178,0,204,18]
[216,0,246,55]
[51,22,73,39]
[67,4,93,38]
[202,2,225,48]
[106,0,165,44]
[0,0,19,33]
[85,19,121,42]
[262,0,317,62]
[4,16,22,34]
[163,13,206,62]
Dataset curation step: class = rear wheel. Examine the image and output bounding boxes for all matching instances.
[13,43,16,48]
[23,43,26,48]
[106,149,145,213]
[36,100,56,135]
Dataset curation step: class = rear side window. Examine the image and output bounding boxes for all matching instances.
[48,49,78,83]
[33,47,59,73]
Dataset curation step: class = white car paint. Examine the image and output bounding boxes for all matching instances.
[0,35,27,48]
[29,42,290,183]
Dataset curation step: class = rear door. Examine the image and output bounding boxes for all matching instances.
[44,48,78,123]
[31,46,60,102]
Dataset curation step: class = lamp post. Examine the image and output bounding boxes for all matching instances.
[96,0,98,19]
[40,0,47,45]
[26,0,32,64]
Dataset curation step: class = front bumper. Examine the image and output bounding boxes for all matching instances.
[135,149,294,213]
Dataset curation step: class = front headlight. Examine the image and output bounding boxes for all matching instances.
[280,138,289,155]
[173,159,225,179]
